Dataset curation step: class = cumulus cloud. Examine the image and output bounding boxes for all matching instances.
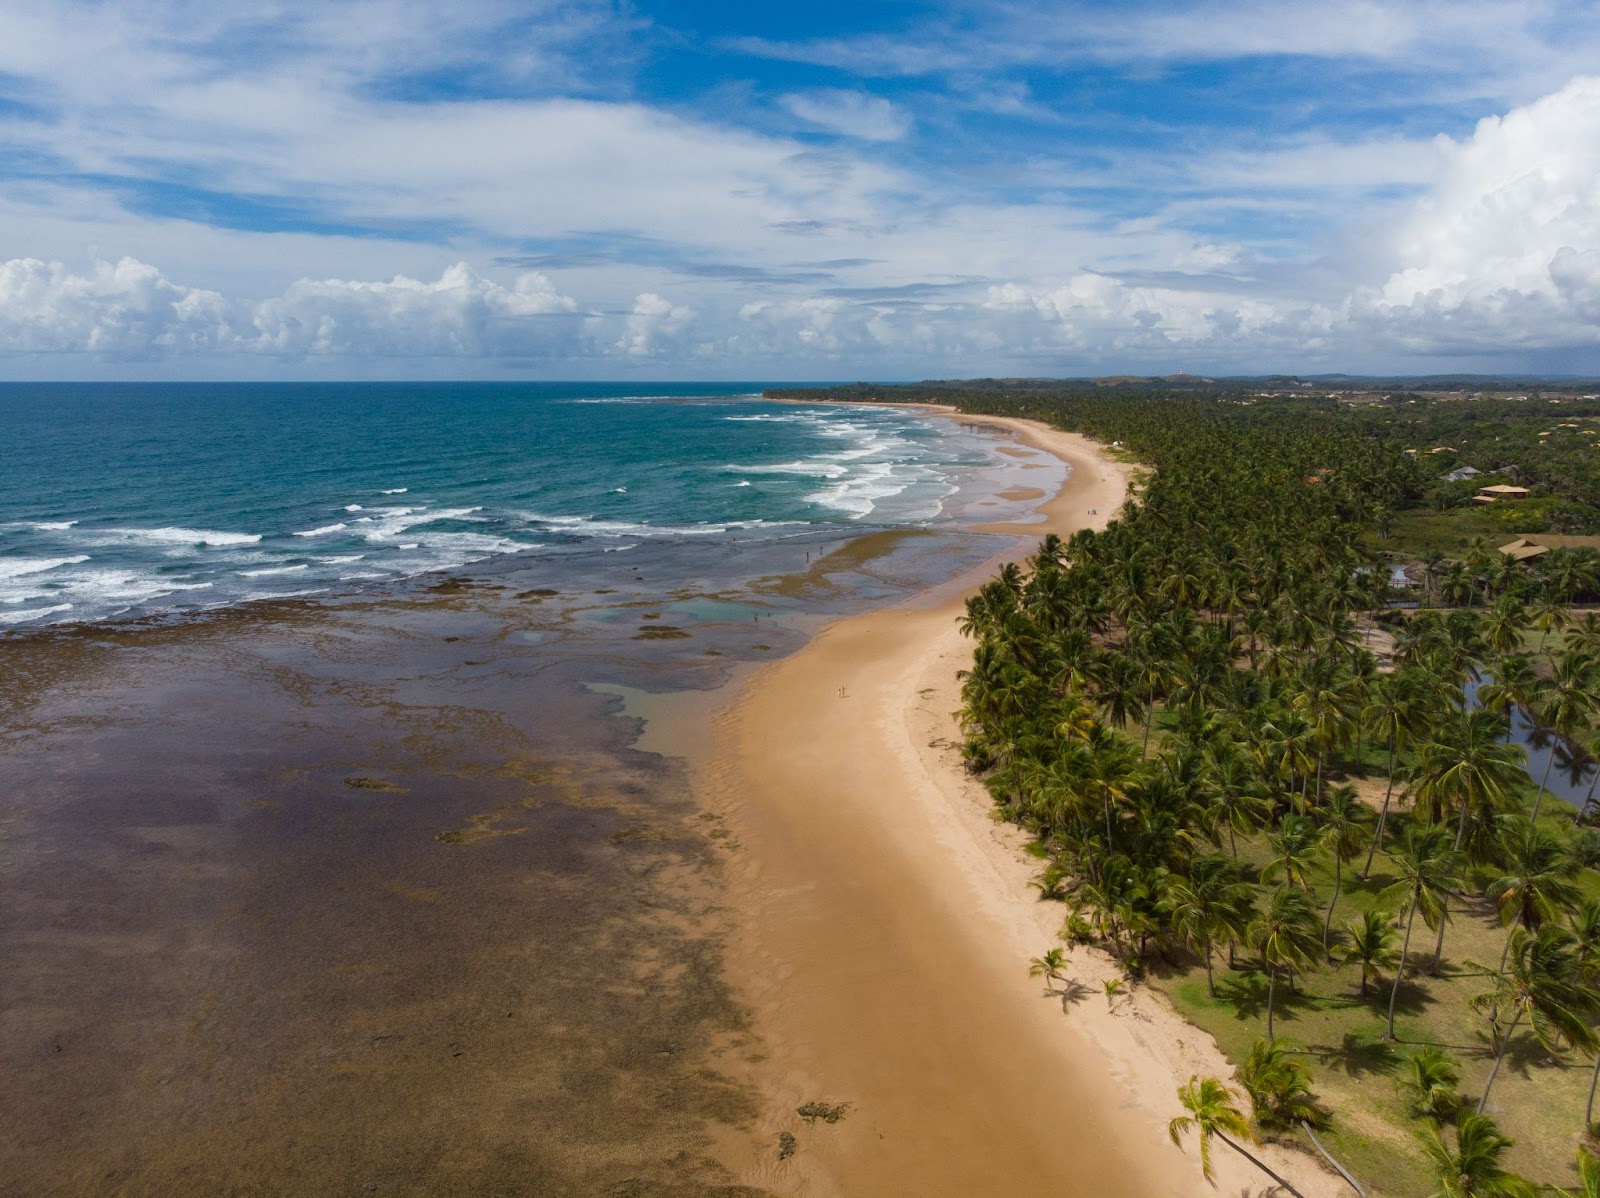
[0,257,232,357]
[779,89,912,141]
[251,263,579,357]
[1351,75,1600,351]
[0,259,583,360]
[616,293,696,357]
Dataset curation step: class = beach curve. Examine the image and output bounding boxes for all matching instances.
[701,411,1344,1197]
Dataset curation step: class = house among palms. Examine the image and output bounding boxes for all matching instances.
[1475,484,1532,502]
[1498,537,1550,562]
[1442,465,1482,483]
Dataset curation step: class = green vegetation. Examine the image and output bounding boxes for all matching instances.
[772,381,1600,1194]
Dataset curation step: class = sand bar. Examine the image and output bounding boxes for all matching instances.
[703,411,1341,1196]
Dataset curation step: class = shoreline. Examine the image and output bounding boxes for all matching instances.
[701,410,1343,1196]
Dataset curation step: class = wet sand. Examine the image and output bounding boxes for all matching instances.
[704,415,1341,1196]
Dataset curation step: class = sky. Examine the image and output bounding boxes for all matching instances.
[3,0,1600,380]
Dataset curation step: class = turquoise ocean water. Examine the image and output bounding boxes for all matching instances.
[0,382,1021,628]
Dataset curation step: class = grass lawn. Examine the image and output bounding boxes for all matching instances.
[1372,507,1547,558]
[1141,792,1598,1197]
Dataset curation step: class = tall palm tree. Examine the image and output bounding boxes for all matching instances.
[1168,1075,1304,1195]
[1532,650,1600,820]
[1413,708,1529,969]
[1162,854,1255,996]
[1361,670,1431,878]
[1317,784,1376,957]
[1382,823,1464,1040]
[1485,818,1582,969]
[1250,886,1324,1039]
[1262,813,1321,892]
[1474,925,1600,1113]
[1423,1113,1536,1198]
[1199,744,1269,859]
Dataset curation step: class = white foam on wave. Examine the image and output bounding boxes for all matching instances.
[722,411,827,424]
[0,554,91,581]
[28,567,217,607]
[33,521,78,531]
[358,506,482,541]
[313,554,366,565]
[381,487,408,495]
[238,564,310,578]
[523,512,727,538]
[293,522,348,538]
[806,461,917,519]
[83,526,262,548]
[345,504,364,512]
[722,460,849,478]
[0,603,74,625]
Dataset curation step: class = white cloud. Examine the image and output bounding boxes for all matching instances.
[615,293,696,357]
[252,263,580,357]
[779,89,912,141]
[0,259,583,361]
[1352,75,1600,350]
[0,257,232,356]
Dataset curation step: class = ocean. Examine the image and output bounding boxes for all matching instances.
[0,382,1045,628]
[0,382,1061,1195]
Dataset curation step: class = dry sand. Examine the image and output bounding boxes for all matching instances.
[702,411,1345,1197]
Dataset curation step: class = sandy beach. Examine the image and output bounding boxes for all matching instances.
[704,411,1344,1197]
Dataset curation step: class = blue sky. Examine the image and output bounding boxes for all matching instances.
[2,0,1600,378]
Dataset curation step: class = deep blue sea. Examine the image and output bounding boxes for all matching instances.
[0,382,1029,628]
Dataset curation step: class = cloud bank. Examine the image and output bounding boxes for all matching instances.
[3,3,1600,376]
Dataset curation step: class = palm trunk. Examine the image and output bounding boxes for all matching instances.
[1386,899,1419,1039]
[1266,964,1279,1039]
[1476,1008,1525,1113]
[1429,898,1449,974]
[1216,1132,1307,1198]
[1361,740,1398,879]
[1531,745,1557,822]
[1323,854,1343,960]
[1204,933,1216,997]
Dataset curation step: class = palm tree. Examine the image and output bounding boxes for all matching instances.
[1485,818,1581,969]
[1161,854,1254,997]
[1168,1075,1304,1195]
[1346,909,1401,997]
[1532,650,1600,820]
[1413,709,1528,969]
[1361,670,1430,878]
[1317,784,1376,956]
[1423,1113,1536,1197]
[1028,947,1069,993]
[1400,1044,1460,1119]
[1238,1037,1320,1128]
[1382,823,1464,1039]
[1250,886,1324,1039]
[1474,925,1600,1113]
[1200,744,1268,859]
[1262,813,1321,892]
[1530,596,1568,652]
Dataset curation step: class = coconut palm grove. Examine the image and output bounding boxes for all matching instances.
[772,380,1600,1195]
